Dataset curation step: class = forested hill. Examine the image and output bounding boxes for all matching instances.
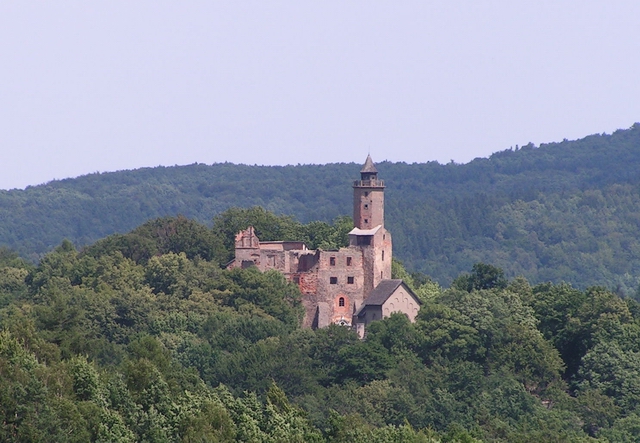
[2,123,640,292]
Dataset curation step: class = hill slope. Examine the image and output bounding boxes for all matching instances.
[1,123,640,292]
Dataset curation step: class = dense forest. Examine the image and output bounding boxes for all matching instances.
[2,213,640,441]
[1,124,640,293]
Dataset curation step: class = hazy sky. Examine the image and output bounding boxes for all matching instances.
[1,2,639,190]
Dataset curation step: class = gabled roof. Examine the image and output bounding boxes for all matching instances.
[360,154,378,173]
[356,279,422,317]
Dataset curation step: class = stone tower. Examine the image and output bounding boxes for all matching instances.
[349,155,392,296]
[353,154,385,229]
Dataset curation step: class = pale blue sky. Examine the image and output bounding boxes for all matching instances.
[1,1,639,190]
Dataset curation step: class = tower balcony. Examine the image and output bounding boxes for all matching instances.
[353,179,385,188]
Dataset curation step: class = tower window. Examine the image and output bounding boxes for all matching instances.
[364,204,368,209]
[364,219,368,224]
[347,276,354,284]
[346,257,352,266]
[339,297,345,307]
[330,277,337,284]
[382,250,385,261]
[330,257,336,266]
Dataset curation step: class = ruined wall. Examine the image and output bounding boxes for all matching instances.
[296,249,366,328]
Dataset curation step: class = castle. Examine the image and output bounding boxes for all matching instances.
[228,156,421,333]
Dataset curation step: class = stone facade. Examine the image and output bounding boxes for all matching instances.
[354,279,422,337]
[229,155,418,330]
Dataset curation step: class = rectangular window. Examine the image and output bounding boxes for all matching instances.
[347,276,354,284]
[330,257,336,266]
[330,277,338,284]
[346,257,352,266]
[382,250,385,261]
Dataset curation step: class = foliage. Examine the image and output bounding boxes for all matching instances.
[2,124,640,294]
[451,263,508,292]
[2,218,640,440]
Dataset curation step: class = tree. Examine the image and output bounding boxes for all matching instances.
[452,263,507,292]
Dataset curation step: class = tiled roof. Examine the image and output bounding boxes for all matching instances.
[361,279,404,306]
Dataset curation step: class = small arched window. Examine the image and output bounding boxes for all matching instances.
[338,297,345,307]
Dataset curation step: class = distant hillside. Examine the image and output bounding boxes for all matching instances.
[1,123,640,293]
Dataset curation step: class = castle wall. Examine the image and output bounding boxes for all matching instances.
[371,228,392,288]
[381,285,420,322]
[358,305,383,326]
[296,249,366,328]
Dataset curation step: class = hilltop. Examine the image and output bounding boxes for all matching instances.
[1,123,640,292]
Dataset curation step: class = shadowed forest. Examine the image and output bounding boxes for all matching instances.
[2,123,640,294]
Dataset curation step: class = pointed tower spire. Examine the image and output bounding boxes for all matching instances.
[360,154,378,174]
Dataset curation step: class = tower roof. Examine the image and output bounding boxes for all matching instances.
[360,154,378,173]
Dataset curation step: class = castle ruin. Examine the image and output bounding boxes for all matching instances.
[228,155,421,332]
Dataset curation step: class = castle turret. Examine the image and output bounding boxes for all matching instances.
[350,155,392,297]
[353,154,385,229]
